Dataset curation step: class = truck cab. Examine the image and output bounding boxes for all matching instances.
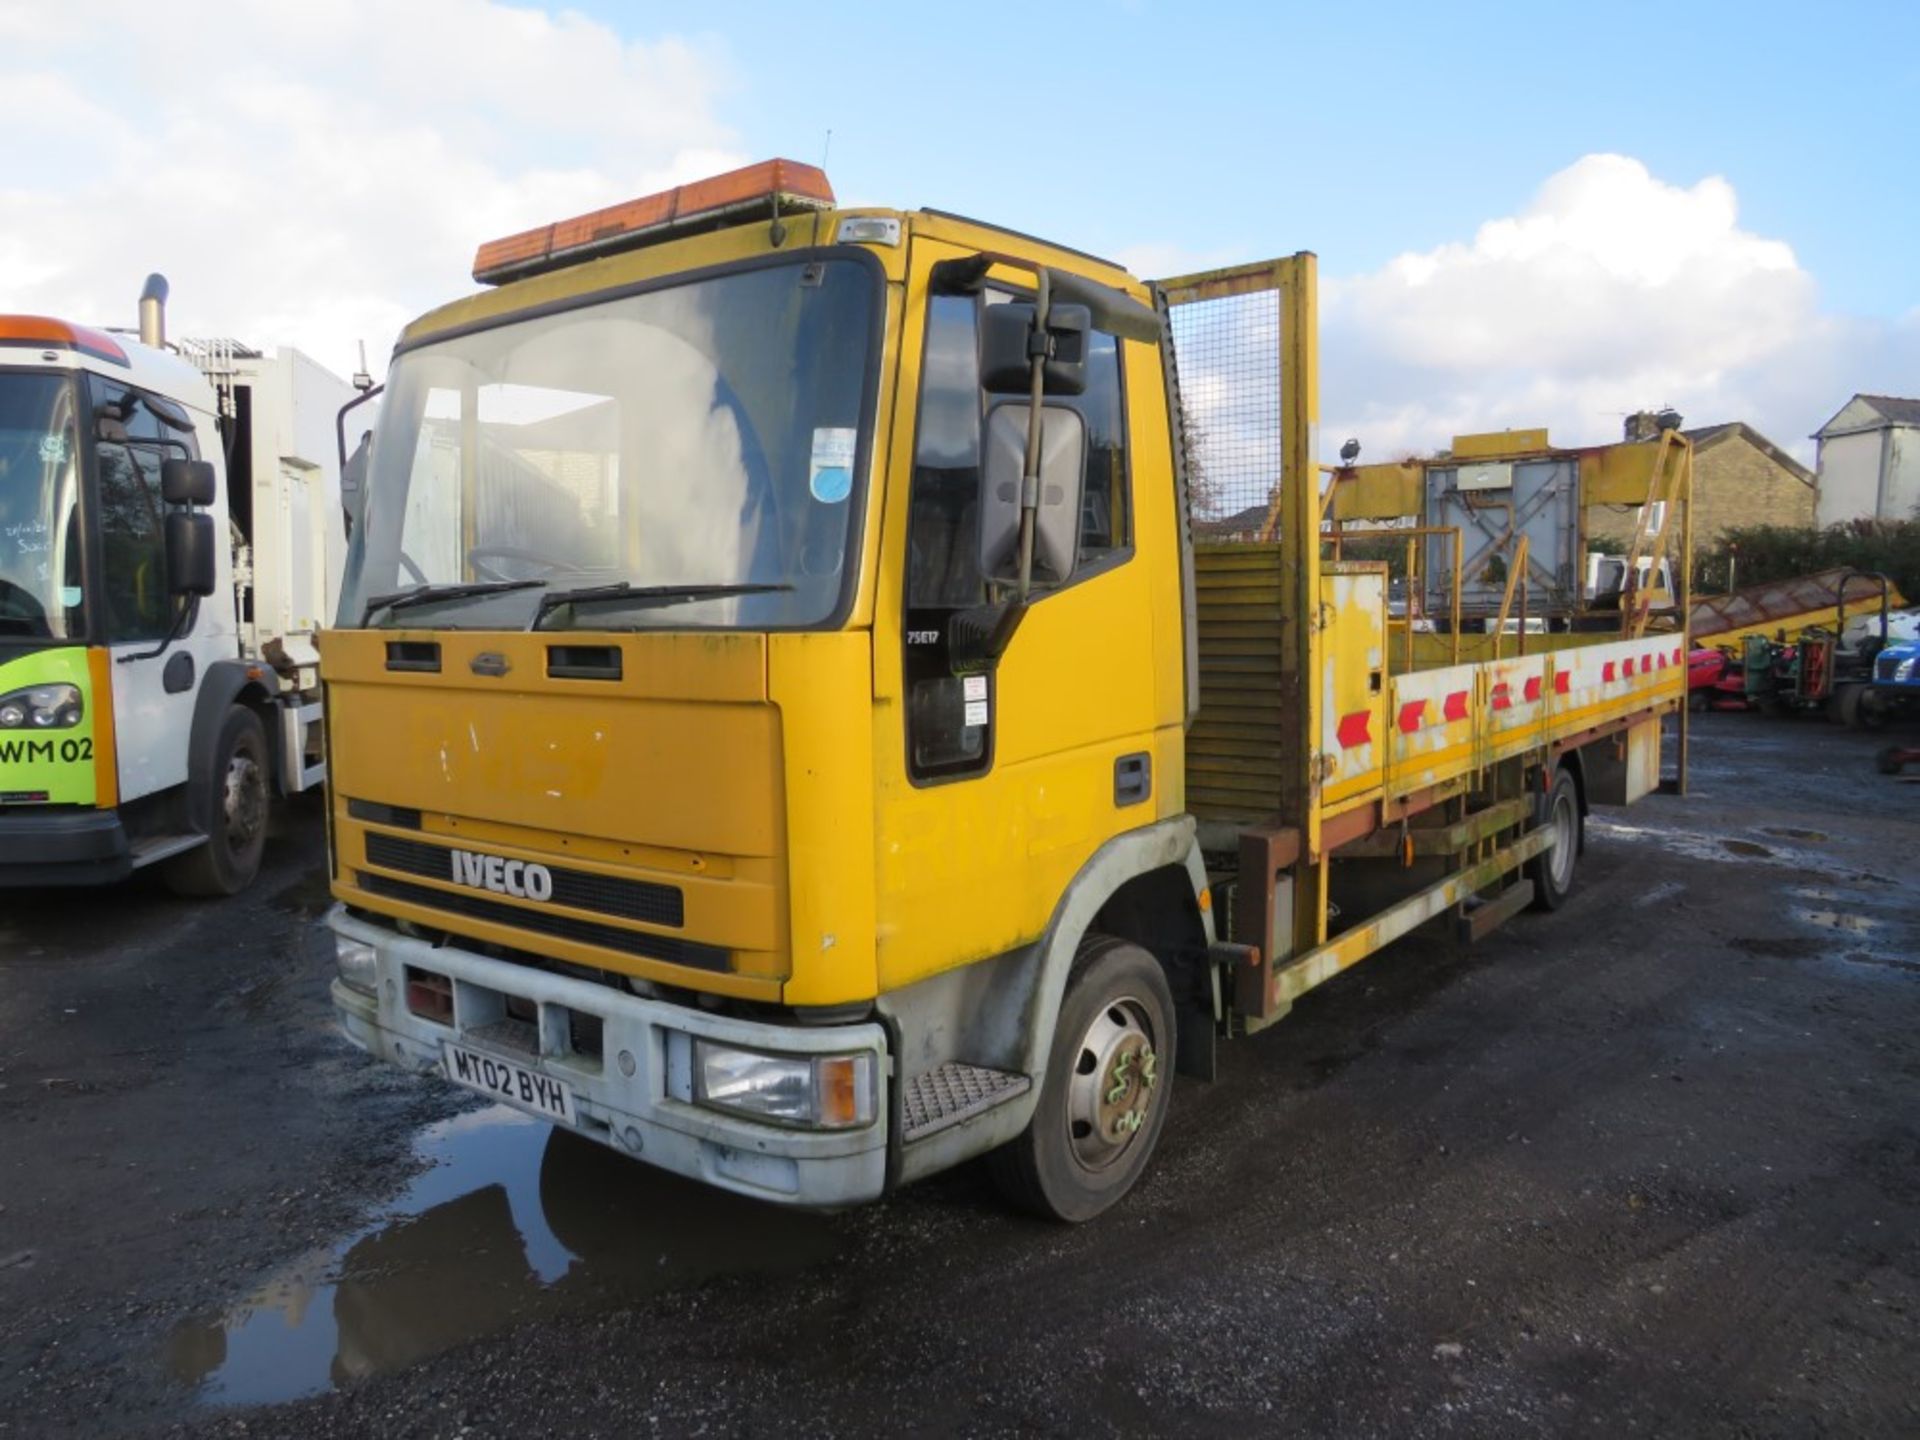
[326,162,1194,1213]
[0,289,341,892]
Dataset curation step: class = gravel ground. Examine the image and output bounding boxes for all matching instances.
[2,719,1916,1438]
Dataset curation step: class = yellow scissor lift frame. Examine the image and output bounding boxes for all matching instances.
[1160,256,1691,1033]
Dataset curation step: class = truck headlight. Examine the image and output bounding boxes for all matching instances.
[693,1040,875,1129]
[1897,658,1915,683]
[335,936,379,996]
[0,683,83,730]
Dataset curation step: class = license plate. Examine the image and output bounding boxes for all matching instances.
[442,1042,576,1125]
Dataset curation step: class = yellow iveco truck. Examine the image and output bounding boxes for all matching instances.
[326,160,1690,1220]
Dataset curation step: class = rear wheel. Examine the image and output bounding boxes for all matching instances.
[1525,765,1582,912]
[164,706,271,897]
[988,936,1176,1222]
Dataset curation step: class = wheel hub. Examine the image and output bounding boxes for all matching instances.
[1066,998,1159,1171]
[1549,791,1576,889]
[223,753,265,851]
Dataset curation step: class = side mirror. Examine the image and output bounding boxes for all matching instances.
[341,431,372,538]
[978,402,1086,587]
[165,512,218,596]
[161,458,217,506]
[980,302,1090,396]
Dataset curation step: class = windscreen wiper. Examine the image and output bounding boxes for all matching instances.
[531,581,794,630]
[361,578,547,626]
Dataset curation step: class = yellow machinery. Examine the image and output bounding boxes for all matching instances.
[323,160,1687,1221]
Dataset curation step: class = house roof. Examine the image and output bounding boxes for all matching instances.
[1859,394,1920,426]
[1192,502,1273,538]
[1814,393,1920,437]
[1679,421,1815,486]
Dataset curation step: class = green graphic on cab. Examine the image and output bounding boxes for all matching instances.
[0,648,97,806]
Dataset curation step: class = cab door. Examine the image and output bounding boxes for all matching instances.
[871,240,1162,993]
[87,376,228,804]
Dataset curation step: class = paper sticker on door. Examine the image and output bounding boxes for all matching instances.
[809,427,856,503]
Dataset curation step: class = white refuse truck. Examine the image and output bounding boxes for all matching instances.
[0,275,365,893]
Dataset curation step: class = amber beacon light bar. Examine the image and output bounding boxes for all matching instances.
[472,158,838,286]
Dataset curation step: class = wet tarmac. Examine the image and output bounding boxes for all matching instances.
[4,720,1917,1438]
[167,1105,838,1407]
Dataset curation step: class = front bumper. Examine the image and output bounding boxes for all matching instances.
[327,906,889,1208]
[0,807,130,887]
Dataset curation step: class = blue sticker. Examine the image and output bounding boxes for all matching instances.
[809,427,856,504]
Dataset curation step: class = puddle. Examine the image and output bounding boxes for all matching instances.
[1793,908,1880,936]
[169,1106,840,1407]
[1588,820,1874,884]
[1631,880,1687,909]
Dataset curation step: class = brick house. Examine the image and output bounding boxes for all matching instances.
[1586,412,1816,547]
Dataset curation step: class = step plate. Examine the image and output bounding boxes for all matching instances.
[901,1062,1030,1143]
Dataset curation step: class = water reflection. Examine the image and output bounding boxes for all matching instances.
[170,1106,839,1405]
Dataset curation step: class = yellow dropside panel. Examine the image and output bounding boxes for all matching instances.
[1319,566,1388,807]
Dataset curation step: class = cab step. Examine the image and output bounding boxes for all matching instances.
[127,833,207,869]
[902,1062,1030,1143]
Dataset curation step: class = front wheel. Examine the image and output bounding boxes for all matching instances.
[1525,765,1582,912]
[164,706,271,897]
[1839,684,1888,732]
[988,936,1176,1222]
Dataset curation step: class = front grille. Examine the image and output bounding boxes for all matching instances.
[1877,655,1900,681]
[355,870,729,973]
[364,832,683,927]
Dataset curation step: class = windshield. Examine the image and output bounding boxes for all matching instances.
[0,373,85,642]
[341,254,879,631]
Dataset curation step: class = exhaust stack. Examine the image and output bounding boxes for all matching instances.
[138,273,169,349]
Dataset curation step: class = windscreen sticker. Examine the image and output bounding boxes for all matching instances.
[38,435,69,465]
[808,427,856,504]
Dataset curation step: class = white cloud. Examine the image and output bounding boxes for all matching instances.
[1320,154,1920,464]
[0,1,743,383]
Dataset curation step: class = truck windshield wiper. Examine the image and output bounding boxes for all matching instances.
[532,581,794,630]
[361,578,547,626]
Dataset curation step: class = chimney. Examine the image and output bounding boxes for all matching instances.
[138,273,169,349]
[1624,407,1684,442]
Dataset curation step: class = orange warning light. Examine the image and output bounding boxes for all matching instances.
[473,158,836,285]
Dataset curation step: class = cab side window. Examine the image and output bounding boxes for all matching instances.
[902,286,1132,781]
[89,378,199,642]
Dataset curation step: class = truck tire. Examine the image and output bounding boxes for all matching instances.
[1525,765,1581,912]
[164,705,271,897]
[988,936,1176,1223]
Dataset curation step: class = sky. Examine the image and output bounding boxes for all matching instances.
[1,0,1914,462]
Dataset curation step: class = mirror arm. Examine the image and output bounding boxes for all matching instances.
[116,596,198,666]
[337,383,384,469]
[1014,267,1051,603]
